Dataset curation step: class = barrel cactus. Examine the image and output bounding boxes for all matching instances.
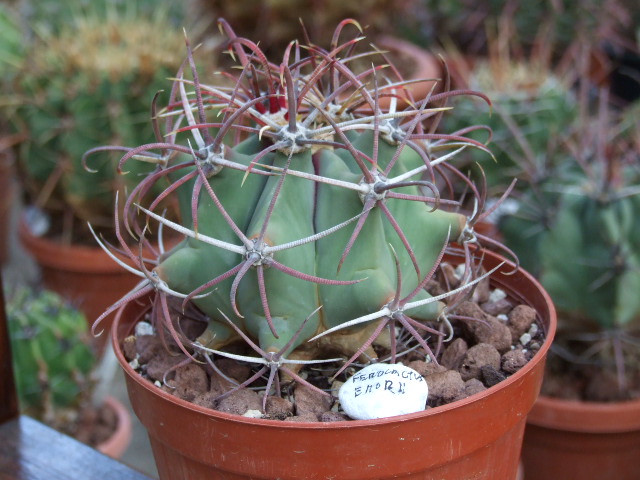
[6,288,96,429]
[91,20,507,397]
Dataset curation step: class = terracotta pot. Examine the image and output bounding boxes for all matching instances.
[97,395,133,459]
[111,250,556,480]
[522,394,640,480]
[18,217,143,353]
[371,36,442,110]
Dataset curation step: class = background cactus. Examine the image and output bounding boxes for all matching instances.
[441,20,578,195]
[497,83,640,399]
[6,287,96,431]
[8,1,187,243]
[409,0,637,59]
[93,20,506,399]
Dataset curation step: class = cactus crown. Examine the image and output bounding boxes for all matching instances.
[92,20,509,404]
[6,288,96,428]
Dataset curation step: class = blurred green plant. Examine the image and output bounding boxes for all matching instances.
[7,287,97,431]
[497,85,640,400]
[0,3,24,79]
[441,19,578,197]
[0,3,26,148]
[9,2,187,243]
[410,0,637,58]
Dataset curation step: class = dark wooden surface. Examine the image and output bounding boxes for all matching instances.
[0,416,152,480]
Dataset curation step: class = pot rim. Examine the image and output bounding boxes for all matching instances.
[111,249,556,430]
[528,393,640,433]
[96,395,133,458]
[18,214,128,272]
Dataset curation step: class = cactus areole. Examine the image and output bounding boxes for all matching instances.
[91,19,506,394]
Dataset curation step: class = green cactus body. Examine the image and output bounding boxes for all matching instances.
[157,141,276,347]
[314,146,399,328]
[500,149,640,334]
[538,193,640,330]
[447,66,577,192]
[237,149,320,352]
[154,124,467,358]
[0,4,24,79]
[316,131,465,329]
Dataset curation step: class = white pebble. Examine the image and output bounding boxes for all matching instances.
[242,410,264,419]
[339,364,428,420]
[497,314,508,322]
[489,288,507,303]
[519,332,532,346]
[528,323,539,336]
[135,321,155,337]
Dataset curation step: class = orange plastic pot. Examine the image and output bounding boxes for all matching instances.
[373,36,442,110]
[97,395,133,460]
[111,250,556,480]
[522,395,640,480]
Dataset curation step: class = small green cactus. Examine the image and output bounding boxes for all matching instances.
[9,3,186,243]
[6,288,96,427]
[91,19,507,402]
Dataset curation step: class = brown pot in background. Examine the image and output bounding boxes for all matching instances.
[112,250,556,480]
[96,395,133,460]
[370,36,442,110]
[522,395,640,480]
[17,217,142,353]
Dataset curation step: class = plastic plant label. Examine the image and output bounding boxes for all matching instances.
[339,363,428,420]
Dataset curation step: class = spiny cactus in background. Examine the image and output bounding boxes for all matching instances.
[10,3,187,243]
[6,288,96,429]
[19,0,186,36]
[90,19,508,400]
[442,21,578,195]
[412,0,636,59]
[498,88,640,395]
